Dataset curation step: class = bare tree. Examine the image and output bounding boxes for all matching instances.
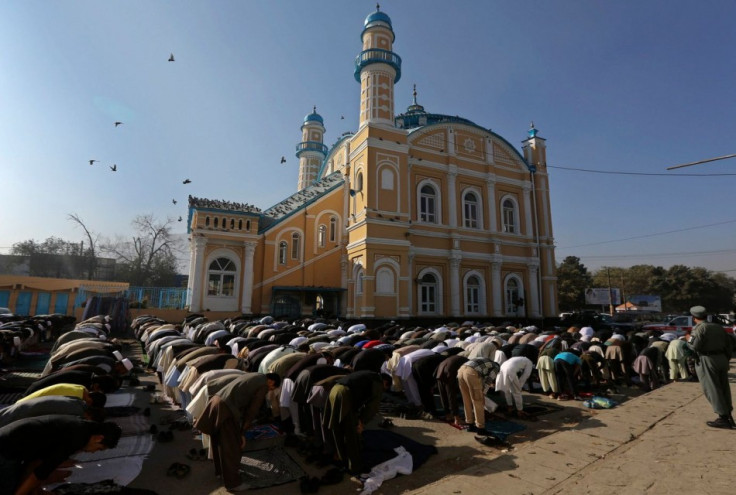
[103,214,183,286]
[68,213,100,280]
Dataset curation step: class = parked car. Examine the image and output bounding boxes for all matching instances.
[0,307,12,315]
[642,314,733,336]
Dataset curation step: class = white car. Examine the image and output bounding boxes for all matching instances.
[0,307,12,315]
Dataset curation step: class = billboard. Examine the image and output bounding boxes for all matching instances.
[627,294,662,312]
[585,288,621,305]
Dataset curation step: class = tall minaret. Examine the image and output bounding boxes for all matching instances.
[522,121,547,170]
[354,4,401,127]
[296,106,327,190]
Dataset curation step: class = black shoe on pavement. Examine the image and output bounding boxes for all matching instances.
[706,417,733,429]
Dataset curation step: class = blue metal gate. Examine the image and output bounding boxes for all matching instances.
[54,293,69,314]
[15,292,32,316]
[36,292,51,315]
[0,290,9,309]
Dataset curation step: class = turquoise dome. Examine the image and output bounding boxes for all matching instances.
[364,10,392,28]
[304,110,323,125]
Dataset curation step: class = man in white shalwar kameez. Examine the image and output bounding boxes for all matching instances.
[495,356,534,418]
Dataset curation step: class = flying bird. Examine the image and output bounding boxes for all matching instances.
[183,179,191,184]
[110,164,117,171]
[89,159,97,165]
[341,116,345,120]
[114,121,123,127]
[168,53,175,62]
[280,156,286,164]
[178,216,183,222]
[172,199,177,204]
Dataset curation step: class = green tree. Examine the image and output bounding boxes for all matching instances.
[104,214,182,286]
[556,256,593,311]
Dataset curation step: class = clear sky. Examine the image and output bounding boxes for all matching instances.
[1,0,734,275]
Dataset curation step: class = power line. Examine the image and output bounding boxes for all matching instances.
[666,153,736,170]
[576,248,736,260]
[548,165,736,177]
[557,219,736,249]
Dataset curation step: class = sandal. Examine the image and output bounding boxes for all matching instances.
[166,462,180,477]
[174,463,191,479]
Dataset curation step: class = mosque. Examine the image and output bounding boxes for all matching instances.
[186,6,558,321]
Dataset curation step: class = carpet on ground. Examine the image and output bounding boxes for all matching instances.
[524,402,565,416]
[52,479,158,495]
[105,406,141,417]
[243,423,284,451]
[483,419,526,441]
[239,447,305,489]
[361,429,437,471]
[74,434,153,462]
[113,414,150,437]
[46,455,147,491]
[105,392,136,408]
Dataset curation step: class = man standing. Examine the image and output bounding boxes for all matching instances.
[194,372,280,492]
[688,305,734,429]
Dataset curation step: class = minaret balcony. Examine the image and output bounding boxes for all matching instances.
[296,141,328,157]
[354,49,402,82]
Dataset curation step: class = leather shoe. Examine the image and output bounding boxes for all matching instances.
[706,418,733,429]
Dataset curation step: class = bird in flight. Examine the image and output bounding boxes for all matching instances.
[183,179,191,184]
[178,216,183,222]
[168,53,175,62]
[172,199,177,204]
[341,116,345,120]
[110,164,117,172]
[280,156,286,164]
[114,121,123,127]
[89,159,97,165]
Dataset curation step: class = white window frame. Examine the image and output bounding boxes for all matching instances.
[417,180,441,224]
[501,196,519,234]
[417,268,443,315]
[463,271,486,315]
[462,189,482,229]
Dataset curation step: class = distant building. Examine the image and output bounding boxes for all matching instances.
[186,7,557,320]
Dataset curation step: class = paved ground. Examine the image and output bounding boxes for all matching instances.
[123,342,736,495]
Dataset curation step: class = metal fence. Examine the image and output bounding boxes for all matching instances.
[76,285,190,310]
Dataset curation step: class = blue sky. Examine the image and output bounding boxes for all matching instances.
[1,0,734,275]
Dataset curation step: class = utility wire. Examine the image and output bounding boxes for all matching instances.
[666,153,736,170]
[547,165,736,177]
[557,219,736,249]
[576,248,736,260]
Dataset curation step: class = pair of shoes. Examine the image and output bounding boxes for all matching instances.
[166,462,190,479]
[706,417,733,429]
[379,418,394,428]
[227,482,251,492]
[474,434,505,447]
[186,448,208,461]
[467,425,482,433]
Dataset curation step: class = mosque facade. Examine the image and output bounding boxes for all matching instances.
[186,7,558,321]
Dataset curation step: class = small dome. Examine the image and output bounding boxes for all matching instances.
[304,106,323,125]
[364,10,392,29]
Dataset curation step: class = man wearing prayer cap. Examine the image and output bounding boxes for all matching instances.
[688,305,734,429]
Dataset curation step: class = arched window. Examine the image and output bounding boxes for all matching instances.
[222,217,227,228]
[463,191,480,229]
[213,217,219,228]
[375,267,395,294]
[230,218,235,229]
[329,217,337,242]
[318,225,326,248]
[381,168,394,190]
[238,219,243,230]
[205,216,210,227]
[315,294,324,311]
[356,171,364,192]
[419,184,437,223]
[502,198,517,233]
[419,272,438,313]
[465,275,481,313]
[291,232,301,260]
[278,241,287,265]
[246,220,251,231]
[207,257,236,297]
[505,277,521,314]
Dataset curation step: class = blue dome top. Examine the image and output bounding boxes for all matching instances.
[304,108,323,125]
[364,10,392,28]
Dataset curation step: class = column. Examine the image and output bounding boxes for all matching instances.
[447,166,457,228]
[449,253,461,317]
[241,241,257,314]
[528,264,540,318]
[407,252,414,317]
[486,175,497,232]
[189,236,207,312]
[523,184,533,237]
[340,253,348,317]
[492,262,502,317]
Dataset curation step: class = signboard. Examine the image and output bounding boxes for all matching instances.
[584,288,621,305]
[628,294,662,312]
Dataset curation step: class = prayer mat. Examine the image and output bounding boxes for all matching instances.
[105,392,136,408]
[74,434,153,462]
[239,448,305,489]
[53,479,158,495]
[524,402,565,417]
[47,455,147,490]
[362,429,438,470]
[113,414,150,437]
[483,420,526,441]
[244,424,284,451]
[105,406,142,417]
